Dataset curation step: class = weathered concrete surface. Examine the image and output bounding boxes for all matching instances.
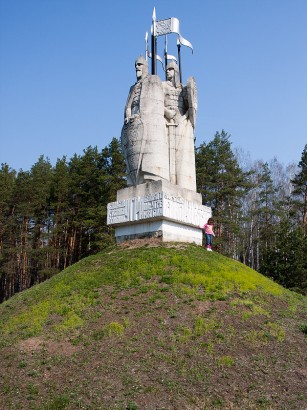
[107,181,211,245]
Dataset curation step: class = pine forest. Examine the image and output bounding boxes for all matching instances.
[0,134,306,302]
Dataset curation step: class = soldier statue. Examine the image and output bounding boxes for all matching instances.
[162,61,197,192]
[121,56,197,192]
[121,56,169,186]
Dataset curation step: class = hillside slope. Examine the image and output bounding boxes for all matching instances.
[0,241,306,410]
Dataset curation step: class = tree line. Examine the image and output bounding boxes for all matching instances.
[0,133,306,302]
[0,139,126,302]
[196,131,306,293]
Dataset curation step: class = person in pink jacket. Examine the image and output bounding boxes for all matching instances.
[203,217,215,251]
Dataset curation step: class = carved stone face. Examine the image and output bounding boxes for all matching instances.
[166,67,175,82]
[166,61,179,85]
[135,62,145,80]
[135,56,148,81]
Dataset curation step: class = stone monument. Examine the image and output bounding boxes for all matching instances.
[162,60,197,191]
[121,56,169,186]
[107,9,211,245]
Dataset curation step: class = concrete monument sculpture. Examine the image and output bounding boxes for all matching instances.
[121,56,169,186]
[107,9,211,244]
[162,61,197,191]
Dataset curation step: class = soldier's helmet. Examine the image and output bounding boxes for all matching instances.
[166,60,180,85]
[166,60,179,73]
[135,56,149,75]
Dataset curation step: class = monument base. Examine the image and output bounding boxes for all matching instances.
[115,219,203,244]
[107,180,211,245]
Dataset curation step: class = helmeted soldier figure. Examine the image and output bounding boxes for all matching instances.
[162,61,197,191]
[121,56,169,186]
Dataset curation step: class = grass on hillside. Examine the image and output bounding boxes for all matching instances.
[0,243,292,344]
[0,243,306,410]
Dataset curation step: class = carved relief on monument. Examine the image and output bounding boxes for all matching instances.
[107,193,211,227]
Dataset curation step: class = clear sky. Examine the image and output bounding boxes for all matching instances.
[0,0,306,172]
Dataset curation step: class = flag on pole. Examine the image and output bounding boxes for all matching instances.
[155,17,193,52]
[147,51,165,68]
[145,32,148,61]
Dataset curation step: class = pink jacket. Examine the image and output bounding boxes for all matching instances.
[204,224,214,235]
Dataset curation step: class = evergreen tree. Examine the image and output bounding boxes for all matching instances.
[0,164,16,301]
[291,144,307,234]
[27,156,53,285]
[67,146,103,263]
[260,219,307,294]
[196,131,251,256]
[49,156,71,271]
[98,138,126,247]
[0,140,126,302]
[0,164,16,255]
[254,162,279,268]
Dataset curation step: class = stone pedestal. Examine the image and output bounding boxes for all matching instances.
[107,180,211,245]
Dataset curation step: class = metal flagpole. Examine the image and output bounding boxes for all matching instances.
[164,36,168,79]
[151,8,157,75]
[177,38,182,83]
[145,32,148,61]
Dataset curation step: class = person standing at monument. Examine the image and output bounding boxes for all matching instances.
[162,61,197,192]
[203,218,215,251]
[121,56,169,186]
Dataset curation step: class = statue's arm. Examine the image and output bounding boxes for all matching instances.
[182,86,190,120]
[162,82,177,121]
[186,77,198,129]
[124,87,134,124]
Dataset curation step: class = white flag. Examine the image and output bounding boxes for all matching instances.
[155,17,193,51]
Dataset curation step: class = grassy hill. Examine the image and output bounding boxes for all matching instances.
[0,241,306,410]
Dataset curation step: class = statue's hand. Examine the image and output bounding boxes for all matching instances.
[125,114,139,124]
[182,111,189,121]
[165,108,176,120]
[129,114,140,123]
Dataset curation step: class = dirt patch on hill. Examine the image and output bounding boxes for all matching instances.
[2,288,306,410]
[117,237,195,250]
[19,336,79,356]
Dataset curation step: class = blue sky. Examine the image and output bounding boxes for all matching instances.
[0,0,306,172]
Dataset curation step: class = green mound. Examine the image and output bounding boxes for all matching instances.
[0,244,286,340]
[0,243,306,410]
